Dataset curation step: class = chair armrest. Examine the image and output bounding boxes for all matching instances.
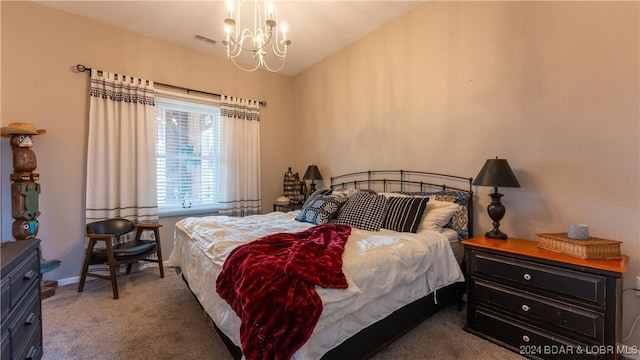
[86,233,115,240]
[134,223,163,229]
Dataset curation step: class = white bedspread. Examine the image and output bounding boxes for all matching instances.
[168,211,464,359]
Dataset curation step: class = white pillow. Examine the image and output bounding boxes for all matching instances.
[419,199,462,232]
[378,192,411,199]
[331,188,361,197]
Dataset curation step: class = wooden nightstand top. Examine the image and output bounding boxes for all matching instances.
[273,203,302,212]
[462,236,628,274]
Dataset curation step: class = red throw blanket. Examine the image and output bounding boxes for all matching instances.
[216,224,352,360]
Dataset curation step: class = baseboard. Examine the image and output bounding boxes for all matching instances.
[55,276,83,287]
[45,260,173,287]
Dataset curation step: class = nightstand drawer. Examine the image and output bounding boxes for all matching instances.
[473,279,604,342]
[469,251,606,308]
[470,307,601,360]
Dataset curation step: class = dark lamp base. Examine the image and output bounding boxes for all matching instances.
[484,189,508,240]
[485,229,508,240]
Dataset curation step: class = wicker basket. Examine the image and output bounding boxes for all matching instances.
[536,233,622,259]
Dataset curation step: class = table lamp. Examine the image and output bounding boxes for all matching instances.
[303,165,323,195]
[473,157,520,239]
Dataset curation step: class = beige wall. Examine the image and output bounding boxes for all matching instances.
[1,1,294,280]
[292,1,639,343]
[2,0,639,346]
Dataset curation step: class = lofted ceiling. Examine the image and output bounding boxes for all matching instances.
[35,0,424,76]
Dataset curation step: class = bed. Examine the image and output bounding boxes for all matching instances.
[168,170,473,359]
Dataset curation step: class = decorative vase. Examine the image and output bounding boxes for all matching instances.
[283,167,304,205]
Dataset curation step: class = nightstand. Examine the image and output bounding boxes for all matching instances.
[462,236,628,360]
[273,203,302,212]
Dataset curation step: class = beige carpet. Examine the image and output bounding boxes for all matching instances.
[42,267,525,360]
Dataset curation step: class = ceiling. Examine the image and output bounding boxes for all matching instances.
[35,1,424,76]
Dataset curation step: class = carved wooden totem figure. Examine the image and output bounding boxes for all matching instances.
[2,123,62,298]
[1,123,46,240]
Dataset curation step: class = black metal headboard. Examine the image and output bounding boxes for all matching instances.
[330,170,474,239]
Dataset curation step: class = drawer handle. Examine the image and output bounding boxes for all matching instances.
[521,304,530,312]
[26,345,40,359]
[25,312,36,325]
[23,270,36,280]
[522,335,530,343]
[523,273,531,281]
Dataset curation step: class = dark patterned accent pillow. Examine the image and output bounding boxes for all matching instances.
[383,196,429,233]
[431,194,468,237]
[334,191,388,231]
[295,194,347,225]
[302,189,332,208]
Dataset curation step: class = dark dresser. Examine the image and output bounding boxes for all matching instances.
[1,239,43,360]
[462,236,628,360]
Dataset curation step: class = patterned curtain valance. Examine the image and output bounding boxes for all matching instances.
[90,72,155,106]
[220,96,260,121]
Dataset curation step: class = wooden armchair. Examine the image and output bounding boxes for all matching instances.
[78,218,164,299]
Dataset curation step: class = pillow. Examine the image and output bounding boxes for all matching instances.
[383,196,429,233]
[295,194,347,225]
[378,192,410,199]
[334,191,388,231]
[400,190,471,239]
[430,194,468,232]
[330,188,360,198]
[302,189,331,208]
[419,199,462,232]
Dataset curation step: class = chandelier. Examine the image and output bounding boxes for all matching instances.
[222,0,292,72]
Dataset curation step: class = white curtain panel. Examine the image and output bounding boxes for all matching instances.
[218,95,262,216]
[85,70,158,223]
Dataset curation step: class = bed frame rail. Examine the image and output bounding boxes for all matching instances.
[330,169,472,193]
[330,169,474,240]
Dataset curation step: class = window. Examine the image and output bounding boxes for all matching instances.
[155,91,221,216]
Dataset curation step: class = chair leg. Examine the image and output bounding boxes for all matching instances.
[126,263,133,274]
[135,226,165,278]
[78,238,97,293]
[153,228,164,278]
[105,240,119,299]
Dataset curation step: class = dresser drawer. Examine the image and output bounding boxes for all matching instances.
[469,251,606,308]
[472,279,604,342]
[1,276,10,322]
[8,252,40,309]
[14,328,42,360]
[470,307,602,360]
[0,240,42,360]
[8,285,41,360]
[1,330,9,360]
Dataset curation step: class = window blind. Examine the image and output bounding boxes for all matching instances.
[155,93,221,215]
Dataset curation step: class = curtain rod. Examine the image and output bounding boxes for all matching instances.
[75,64,267,107]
